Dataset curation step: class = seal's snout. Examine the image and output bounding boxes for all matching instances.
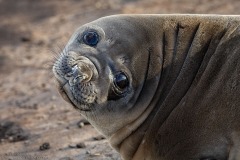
[64,58,96,86]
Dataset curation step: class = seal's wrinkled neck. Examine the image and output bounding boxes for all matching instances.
[133,16,228,160]
[107,15,229,160]
[106,17,165,159]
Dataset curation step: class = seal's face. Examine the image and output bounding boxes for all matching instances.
[53,26,132,111]
[52,16,156,136]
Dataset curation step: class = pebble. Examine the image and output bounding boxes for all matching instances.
[93,135,105,141]
[68,144,76,148]
[76,142,86,148]
[77,119,90,128]
[20,36,31,42]
[78,122,85,128]
[39,142,50,151]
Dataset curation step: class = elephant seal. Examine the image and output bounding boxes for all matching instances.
[52,15,240,160]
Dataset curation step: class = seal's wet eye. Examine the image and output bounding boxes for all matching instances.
[83,31,99,46]
[114,72,129,90]
[108,72,129,101]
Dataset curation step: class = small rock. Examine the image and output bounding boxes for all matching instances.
[68,144,76,148]
[92,153,101,156]
[51,96,56,100]
[51,105,56,110]
[41,83,46,88]
[20,36,31,42]
[78,122,85,128]
[76,142,86,148]
[32,103,38,109]
[93,135,105,141]
[39,142,50,151]
[63,109,71,113]
[8,136,13,141]
[36,40,45,46]
[77,119,90,128]
[25,55,33,60]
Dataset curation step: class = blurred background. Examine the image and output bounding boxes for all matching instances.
[0,0,239,159]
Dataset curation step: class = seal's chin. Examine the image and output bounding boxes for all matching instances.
[55,81,92,112]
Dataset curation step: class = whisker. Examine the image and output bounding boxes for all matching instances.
[63,43,70,57]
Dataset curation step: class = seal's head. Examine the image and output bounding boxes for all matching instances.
[52,15,162,139]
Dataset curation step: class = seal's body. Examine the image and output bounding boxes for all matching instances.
[52,15,240,160]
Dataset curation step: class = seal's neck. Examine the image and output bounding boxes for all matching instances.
[132,16,227,159]
[108,44,163,159]
[109,16,228,160]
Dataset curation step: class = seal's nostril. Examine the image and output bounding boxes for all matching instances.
[76,62,93,83]
[65,61,94,86]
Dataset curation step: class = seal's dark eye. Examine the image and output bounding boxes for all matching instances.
[83,31,99,46]
[108,72,129,101]
[114,72,129,90]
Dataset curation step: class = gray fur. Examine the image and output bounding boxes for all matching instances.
[53,15,240,160]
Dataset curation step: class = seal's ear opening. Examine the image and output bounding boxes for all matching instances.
[108,71,129,101]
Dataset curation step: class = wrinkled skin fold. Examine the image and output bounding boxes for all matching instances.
[52,15,240,160]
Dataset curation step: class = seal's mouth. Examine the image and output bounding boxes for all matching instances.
[53,55,98,112]
[56,81,91,112]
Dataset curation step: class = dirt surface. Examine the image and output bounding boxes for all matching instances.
[0,0,239,159]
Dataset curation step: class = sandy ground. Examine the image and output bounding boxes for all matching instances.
[0,0,239,159]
